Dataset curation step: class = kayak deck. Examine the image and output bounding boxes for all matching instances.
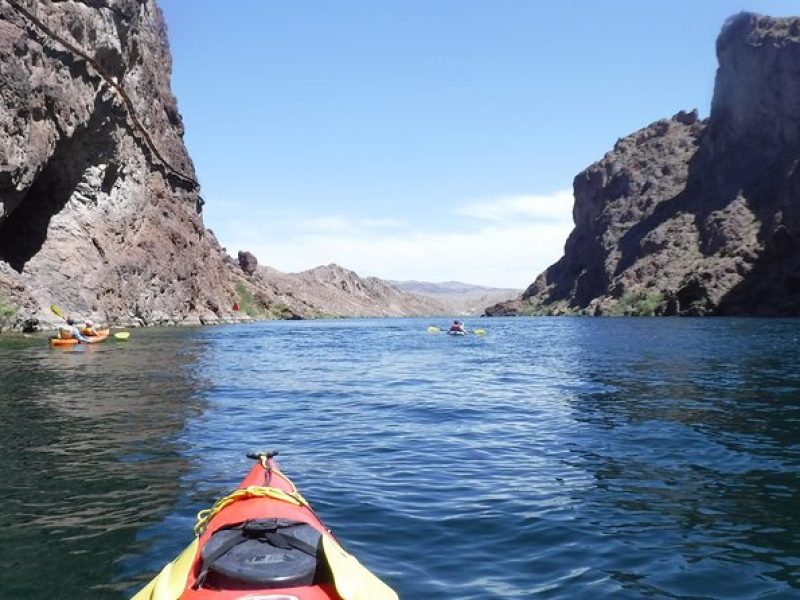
[133,452,396,600]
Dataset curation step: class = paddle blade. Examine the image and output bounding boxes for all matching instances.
[114,331,130,340]
[427,326,441,333]
[473,328,486,336]
[50,304,64,319]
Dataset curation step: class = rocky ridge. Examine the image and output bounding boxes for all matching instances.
[488,12,800,317]
[258,264,448,318]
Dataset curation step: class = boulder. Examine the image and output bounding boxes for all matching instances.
[238,251,258,276]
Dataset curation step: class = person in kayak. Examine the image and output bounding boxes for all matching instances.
[60,318,94,344]
[81,319,99,337]
[449,320,466,333]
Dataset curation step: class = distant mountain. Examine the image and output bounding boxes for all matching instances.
[259,264,448,318]
[390,280,521,315]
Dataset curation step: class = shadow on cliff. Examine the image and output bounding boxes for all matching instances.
[613,126,799,313]
[716,233,800,315]
[0,98,117,273]
[715,157,800,315]
[617,133,752,274]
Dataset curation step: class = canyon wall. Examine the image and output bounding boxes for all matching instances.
[488,13,800,316]
[0,0,264,326]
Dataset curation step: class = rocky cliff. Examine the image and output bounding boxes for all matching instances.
[259,264,448,318]
[0,0,275,326]
[0,0,440,327]
[488,12,800,317]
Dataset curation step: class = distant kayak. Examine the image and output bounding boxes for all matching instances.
[49,328,110,347]
[429,326,486,336]
[132,451,397,600]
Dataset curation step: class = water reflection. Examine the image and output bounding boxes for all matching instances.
[0,329,206,598]
[556,317,800,597]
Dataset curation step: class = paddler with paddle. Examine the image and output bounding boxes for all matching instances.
[449,319,466,333]
[51,303,129,341]
[51,304,95,344]
[60,317,95,344]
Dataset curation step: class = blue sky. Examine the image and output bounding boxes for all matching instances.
[158,0,800,288]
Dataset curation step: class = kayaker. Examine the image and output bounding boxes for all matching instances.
[60,318,94,344]
[81,319,99,336]
[449,319,466,333]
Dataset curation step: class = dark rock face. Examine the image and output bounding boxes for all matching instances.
[21,317,38,332]
[0,0,265,325]
[238,250,258,276]
[489,12,800,317]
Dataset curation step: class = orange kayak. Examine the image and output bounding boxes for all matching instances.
[49,328,110,347]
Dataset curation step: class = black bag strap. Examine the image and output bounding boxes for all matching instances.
[192,531,247,590]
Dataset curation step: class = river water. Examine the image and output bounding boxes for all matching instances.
[1,317,799,599]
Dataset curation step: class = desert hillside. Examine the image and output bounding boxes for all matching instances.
[259,264,448,318]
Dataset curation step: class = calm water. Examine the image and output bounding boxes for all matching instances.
[1,317,799,599]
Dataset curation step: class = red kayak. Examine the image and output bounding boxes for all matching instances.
[133,452,396,600]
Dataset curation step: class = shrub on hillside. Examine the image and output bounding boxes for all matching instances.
[611,291,664,316]
[0,297,17,332]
